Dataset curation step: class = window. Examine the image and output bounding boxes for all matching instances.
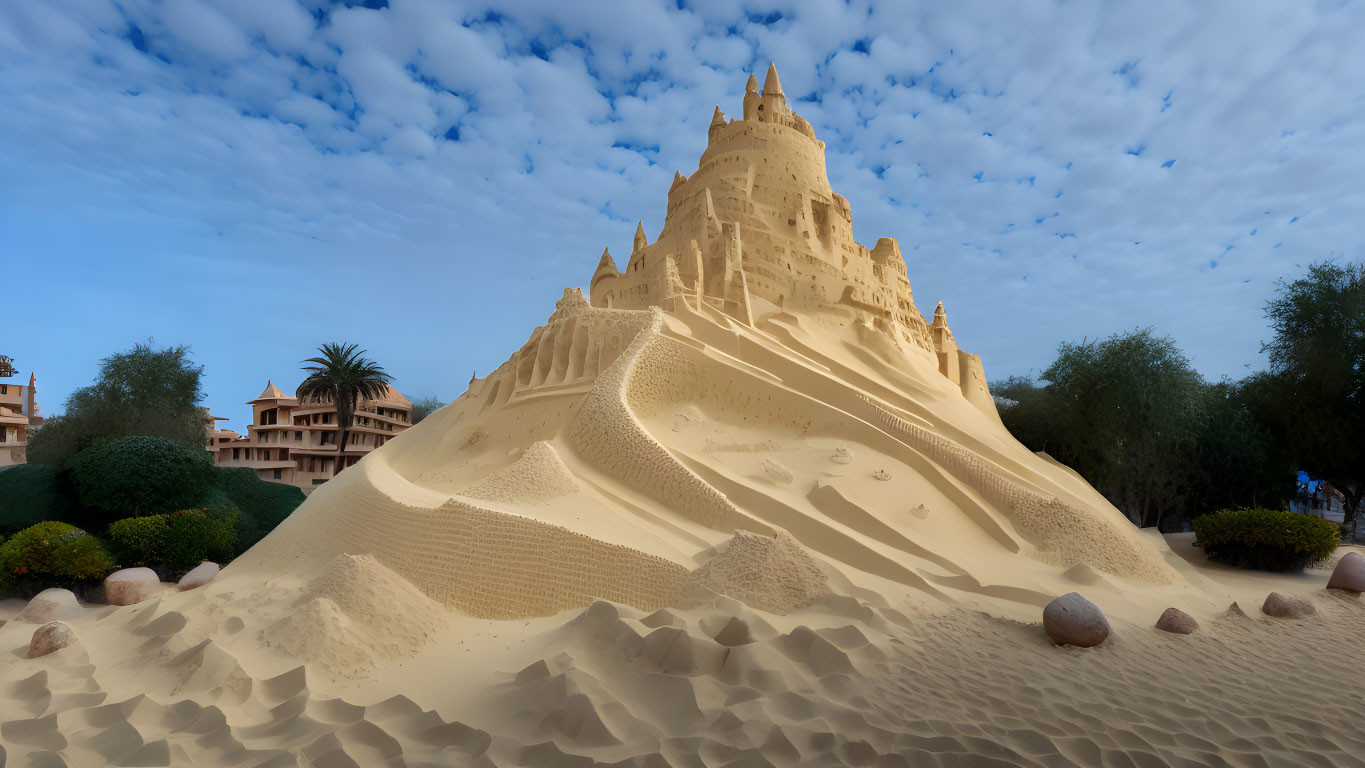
[295,431,302,441]
[273,470,282,480]
[263,450,271,461]
[233,448,240,460]
[0,385,7,394]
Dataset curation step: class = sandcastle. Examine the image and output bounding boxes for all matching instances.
[239,65,1178,618]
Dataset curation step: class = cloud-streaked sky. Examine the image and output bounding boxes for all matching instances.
[4,1,1362,430]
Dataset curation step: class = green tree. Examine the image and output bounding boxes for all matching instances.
[410,396,447,424]
[27,342,209,465]
[1041,328,1206,528]
[1188,375,1296,515]
[996,328,1210,529]
[1261,260,1365,530]
[296,343,393,477]
[66,435,217,524]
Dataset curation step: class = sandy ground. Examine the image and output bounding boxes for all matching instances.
[2,541,1363,767]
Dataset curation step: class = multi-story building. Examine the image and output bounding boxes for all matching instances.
[211,380,412,491]
[0,356,41,468]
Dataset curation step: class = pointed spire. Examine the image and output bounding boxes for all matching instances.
[672,170,685,188]
[596,246,616,271]
[633,221,648,253]
[251,380,287,403]
[763,63,783,96]
[745,73,758,93]
[711,105,725,127]
[932,301,948,326]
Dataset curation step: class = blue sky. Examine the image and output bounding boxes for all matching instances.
[3,0,1363,431]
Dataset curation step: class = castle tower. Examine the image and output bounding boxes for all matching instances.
[743,73,759,121]
[760,62,786,116]
[586,65,956,383]
[633,221,648,253]
[930,302,960,383]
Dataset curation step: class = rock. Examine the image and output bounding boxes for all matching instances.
[104,567,163,606]
[1262,591,1316,619]
[178,562,220,590]
[1224,601,1248,619]
[27,622,76,658]
[1155,607,1199,635]
[1326,551,1365,593]
[16,588,83,624]
[1042,592,1110,647]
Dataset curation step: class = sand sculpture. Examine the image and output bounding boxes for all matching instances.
[238,64,1179,619]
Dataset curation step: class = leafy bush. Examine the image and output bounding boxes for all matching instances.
[215,468,304,551]
[109,507,236,572]
[67,435,216,523]
[0,464,77,536]
[108,515,171,567]
[0,521,115,595]
[1194,508,1339,572]
[163,508,236,570]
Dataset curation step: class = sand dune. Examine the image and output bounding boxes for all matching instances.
[4,67,1364,766]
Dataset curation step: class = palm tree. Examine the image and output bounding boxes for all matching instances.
[297,343,393,476]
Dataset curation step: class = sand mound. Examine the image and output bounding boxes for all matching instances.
[260,553,448,677]
[301,553,448,657]
[262,597,379,679]
[691,531,828,614]
[459,440,579,504]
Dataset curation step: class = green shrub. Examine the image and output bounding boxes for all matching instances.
[66,435,216,523]
[215,467,304,552]
[0,521,115,595]
[0,464,78,536]
[108,507,237,572]
[108,515,171,567]
[163,508,236,570]
[1193,508,1340,572]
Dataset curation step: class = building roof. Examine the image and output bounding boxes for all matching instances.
[248,380,289,404]
[380,384,410,407]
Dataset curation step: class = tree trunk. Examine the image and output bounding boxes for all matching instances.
[1341,485,1361,542]
[334,393,352,477]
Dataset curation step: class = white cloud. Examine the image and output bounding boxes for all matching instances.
[2,0,1363,418]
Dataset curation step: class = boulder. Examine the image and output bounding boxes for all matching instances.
[1043,592,1110,648]
[1155,607,1199,635]
[1262,591,1316,619]
[104,567,163,606]
[178,562,220,591]
[16,588,83,624]
[1326,551,1365,593]
[27,622,76,658]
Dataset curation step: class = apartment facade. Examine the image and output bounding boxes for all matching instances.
[211,380,412,491]
[0,356,42,468]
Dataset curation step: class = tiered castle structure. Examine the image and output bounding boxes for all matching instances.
[588,65,984,397]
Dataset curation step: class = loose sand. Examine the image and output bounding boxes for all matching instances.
[5,68,1363,766]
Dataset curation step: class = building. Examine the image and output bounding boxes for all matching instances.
[0,356,42,468]
[211,380,412,491]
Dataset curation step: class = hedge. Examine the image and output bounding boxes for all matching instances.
[0,464,76,536]
[0,521,114,595]
[1193,507,1339,572]
[215,467,304,551]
